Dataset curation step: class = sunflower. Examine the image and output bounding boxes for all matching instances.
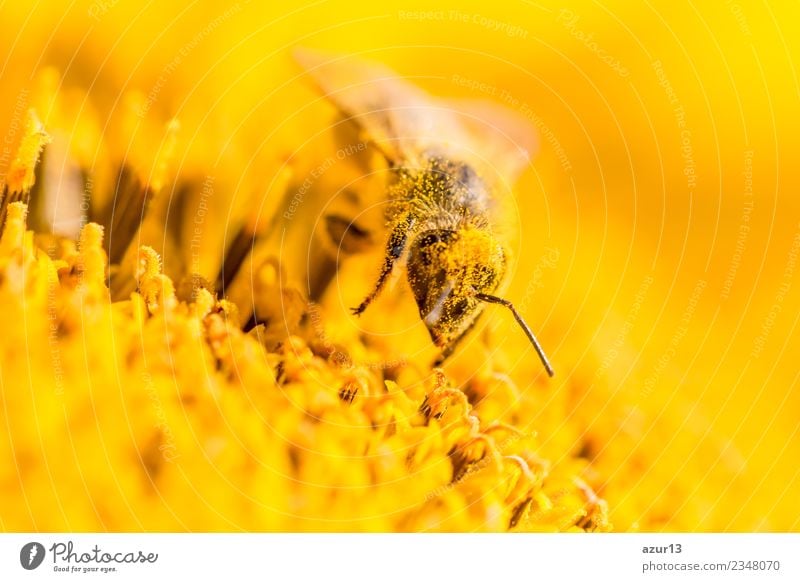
[1,1,798,532]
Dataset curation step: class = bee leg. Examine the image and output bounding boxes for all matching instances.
[351,215,414,316]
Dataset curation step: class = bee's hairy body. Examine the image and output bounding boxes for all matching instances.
[355,153,507,360]
[390,154,493,230]
[295,48,554,374]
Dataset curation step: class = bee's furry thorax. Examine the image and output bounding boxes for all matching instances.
[387,154,493,232]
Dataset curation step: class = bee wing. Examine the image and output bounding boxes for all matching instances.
[442,98,539,186]
[294,48,469,167]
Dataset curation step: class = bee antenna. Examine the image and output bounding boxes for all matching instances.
[475,293,554,377]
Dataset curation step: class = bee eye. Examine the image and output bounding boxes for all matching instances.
[449,299,469,320]
[417,230,456,247]
[414,230,457,265]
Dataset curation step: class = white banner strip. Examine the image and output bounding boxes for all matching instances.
[1,533,797,581]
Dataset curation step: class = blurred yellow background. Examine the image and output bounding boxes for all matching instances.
[1,0,798,531]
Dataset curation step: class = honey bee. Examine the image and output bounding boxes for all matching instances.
[296,49,554,376]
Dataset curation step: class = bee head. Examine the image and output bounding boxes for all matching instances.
[407,227,506,346]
